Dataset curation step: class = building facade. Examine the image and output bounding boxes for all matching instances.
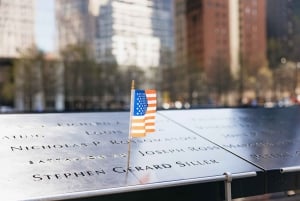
[55,0,101,53]
[0,0,35,58]
[174,0,266,77]
[55,0,174,106]
[56,0,174,69]
[174,0,187,68]
[267,0,300,68]
[239,0,266,75]
[0,0,35,107]
[267,0,300,97]
[96,0,160,68]
[173,0,231,104]
[174,0,232,84]
[95,0,173,69]
[173,0,266,105]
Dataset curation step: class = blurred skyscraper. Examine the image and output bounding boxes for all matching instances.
[174,0,266,78]
[267,0,300,68]
[97,0,173,69]
[174,0,231,79]
[56,0,104,54]
[0,0,35,58]
[56,0,174,70]
[174,0,187,69]
[172,0,266,105]
[0,0,35,107]
[239,0,267,75]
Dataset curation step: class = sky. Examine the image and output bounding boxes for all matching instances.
[35,0,55,52]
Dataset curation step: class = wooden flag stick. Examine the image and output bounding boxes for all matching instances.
[126,80,135,173]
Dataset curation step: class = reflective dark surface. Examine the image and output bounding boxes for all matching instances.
[0,112,138,200]
[161,107,300,192]
[0,112,262,200]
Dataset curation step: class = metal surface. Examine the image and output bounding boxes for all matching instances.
[0,112,262,200]
[160,107,300,193]
[281,166,300,173]
[0,112,138,200]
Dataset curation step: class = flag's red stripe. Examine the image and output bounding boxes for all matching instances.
[146,90,156,94]
[147,97,156,101]
[131,133,146,137]
[131,126,145,130]
[132,119,145,123]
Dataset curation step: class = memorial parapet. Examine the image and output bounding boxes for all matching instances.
[161,107,300,193]
[0,112,262,201]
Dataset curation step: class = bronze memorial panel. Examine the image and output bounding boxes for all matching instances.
[0,112,262,200]
[161,107,300,193]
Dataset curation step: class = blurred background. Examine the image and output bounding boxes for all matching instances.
[0,0,300,112]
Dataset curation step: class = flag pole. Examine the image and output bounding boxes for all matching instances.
[127,80,135,173]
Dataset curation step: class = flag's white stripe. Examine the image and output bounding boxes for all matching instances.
[147,107,156,111]
[131,122,145,127]
[145,114,155,117]
[147,100,157,104]
[146,94,156,98]
[131,130,146,134]
[132,116,145,119]
[145,119,155,123]
[146,115,155,118]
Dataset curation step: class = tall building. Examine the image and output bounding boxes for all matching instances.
[229,0,240,77]
[0,0,35,58]
[239,0,266,75]
[0,0,35,107]
[174,0,187,68]
[175,0,266,76]
[175,0,231,79]
[95,0,173,69]
[267,0,300,68]
[173,0,266,104]
[55,0,104,53]
[56,0,174,70]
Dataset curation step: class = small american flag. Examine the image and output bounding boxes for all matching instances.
[130,89,157,137]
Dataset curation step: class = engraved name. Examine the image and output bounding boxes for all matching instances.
[85,130,123,136]
[57,121,120,127]
[175,160,220,167]
[29,153,127,165]
[223,132,257,138]
[251,151,300,160]
[251,152,292,160]
[11,141,101,152]
[110,136,197,145]
[113,164,172,173]
[223,140,295,149]
[33,170,106,181]
[32,160,221,182]
[196,123,252,129]
[113,160,220,174]
[1,134,44,140]
[138,149,185,156]
[138,146,220,156]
